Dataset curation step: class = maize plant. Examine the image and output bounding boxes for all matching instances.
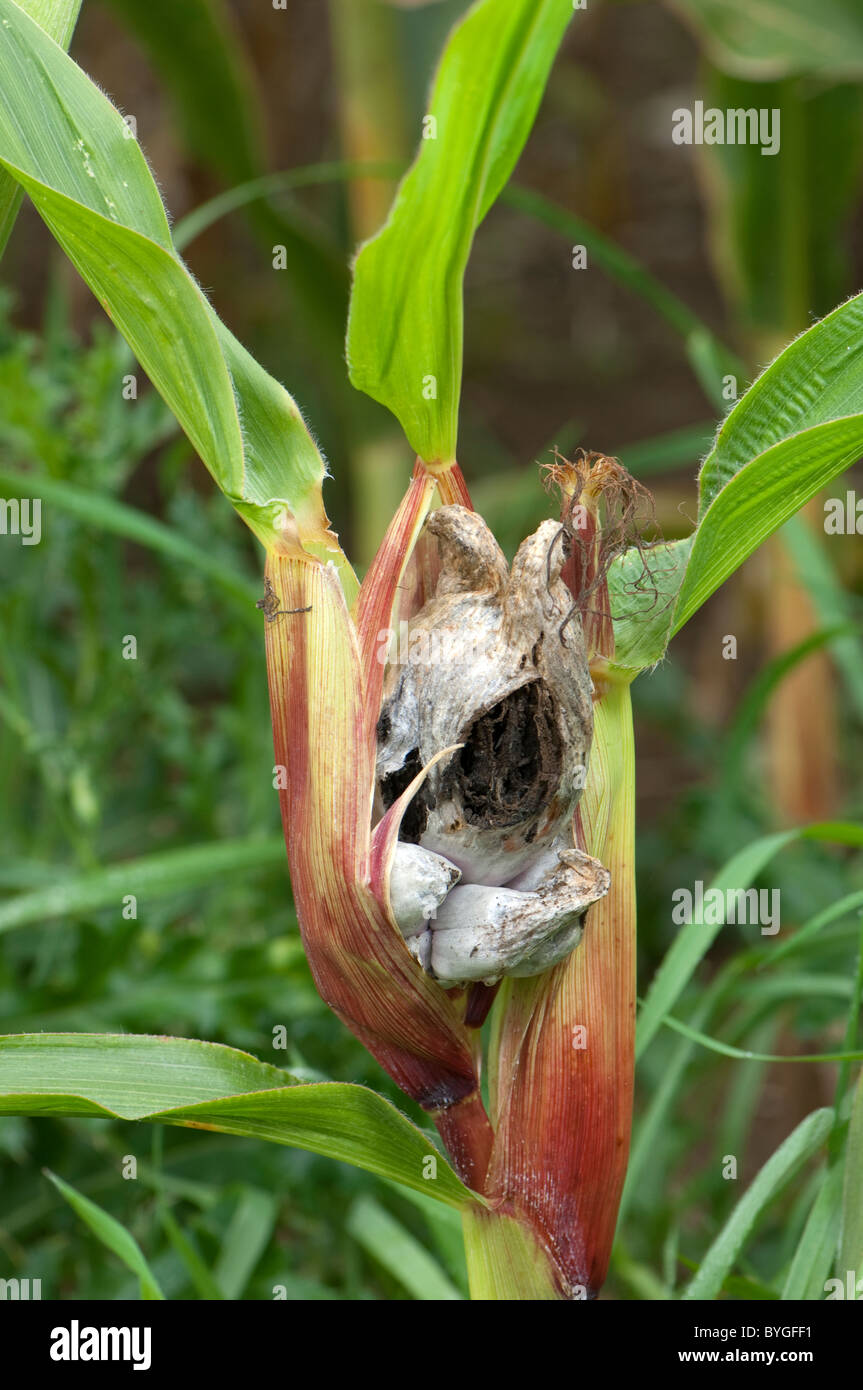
[0,0,862,1302]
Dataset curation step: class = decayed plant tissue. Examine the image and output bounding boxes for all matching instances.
[376,505,610,987]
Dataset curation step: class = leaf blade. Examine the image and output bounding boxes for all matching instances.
[611,291,863,670]
[346,0,573,462]
[0,836,287,935]
[781,1162,844,1300]
[681,1108,834,1301]
[46,1169,165,1300]
[636,822,863,1059]
[346,1195,463,1300]
[0,1033,481,1208]
[839,1068,863,1278]
[0,0,82,257]
[672,0,863,80]
[675,417,863,634]
[0,0,346,565]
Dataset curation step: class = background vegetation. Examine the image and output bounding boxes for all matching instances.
[0,0,861,1299]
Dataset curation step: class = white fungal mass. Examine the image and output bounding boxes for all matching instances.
[376,505,610,987]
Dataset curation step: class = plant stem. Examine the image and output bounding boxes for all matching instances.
[462,1206,560,1300]
[472,680,637,1298]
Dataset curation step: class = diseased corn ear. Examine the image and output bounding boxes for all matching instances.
[263,480,494,1191]
[388,842,461,970]
[376,505,595,888]
[426,847,610,986]
[425,505,508,595]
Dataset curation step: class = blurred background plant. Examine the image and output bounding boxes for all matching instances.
[0,0,861,1299]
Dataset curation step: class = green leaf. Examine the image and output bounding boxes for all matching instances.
[659,1012,863,1065]
[347,1195,463,1300]
[781,1162,844,1300]
[175,163,736,415]
[347,0,573,463]
[833,915,863,1132]
[0,836,287,936]
[172,160,400,253]
[0,0,81,257]
[681,1107,834,1300]
[769,890,863,967]
[720,1273,781,1300]
[697,72,863,338]
[0,465,259,608]
[380,1177,470,1294]
[611,1245,672,1301]
[697,292,863,515]
[0,0,349,573]
[45,1169,165,1300]
[609,537,693,674]
[782,513,863,718]
[671,0,863,79]
[676,431,863,637]
[0,1034,481,1208]
[621,989,717,1229]
[158,1207,225,1300]
[214,1188,278,1300]
[636,822,863,1059]
[611,291,863,671]
[839,1068,863,1278]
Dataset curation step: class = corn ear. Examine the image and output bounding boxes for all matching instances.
[263,488,494,1190]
